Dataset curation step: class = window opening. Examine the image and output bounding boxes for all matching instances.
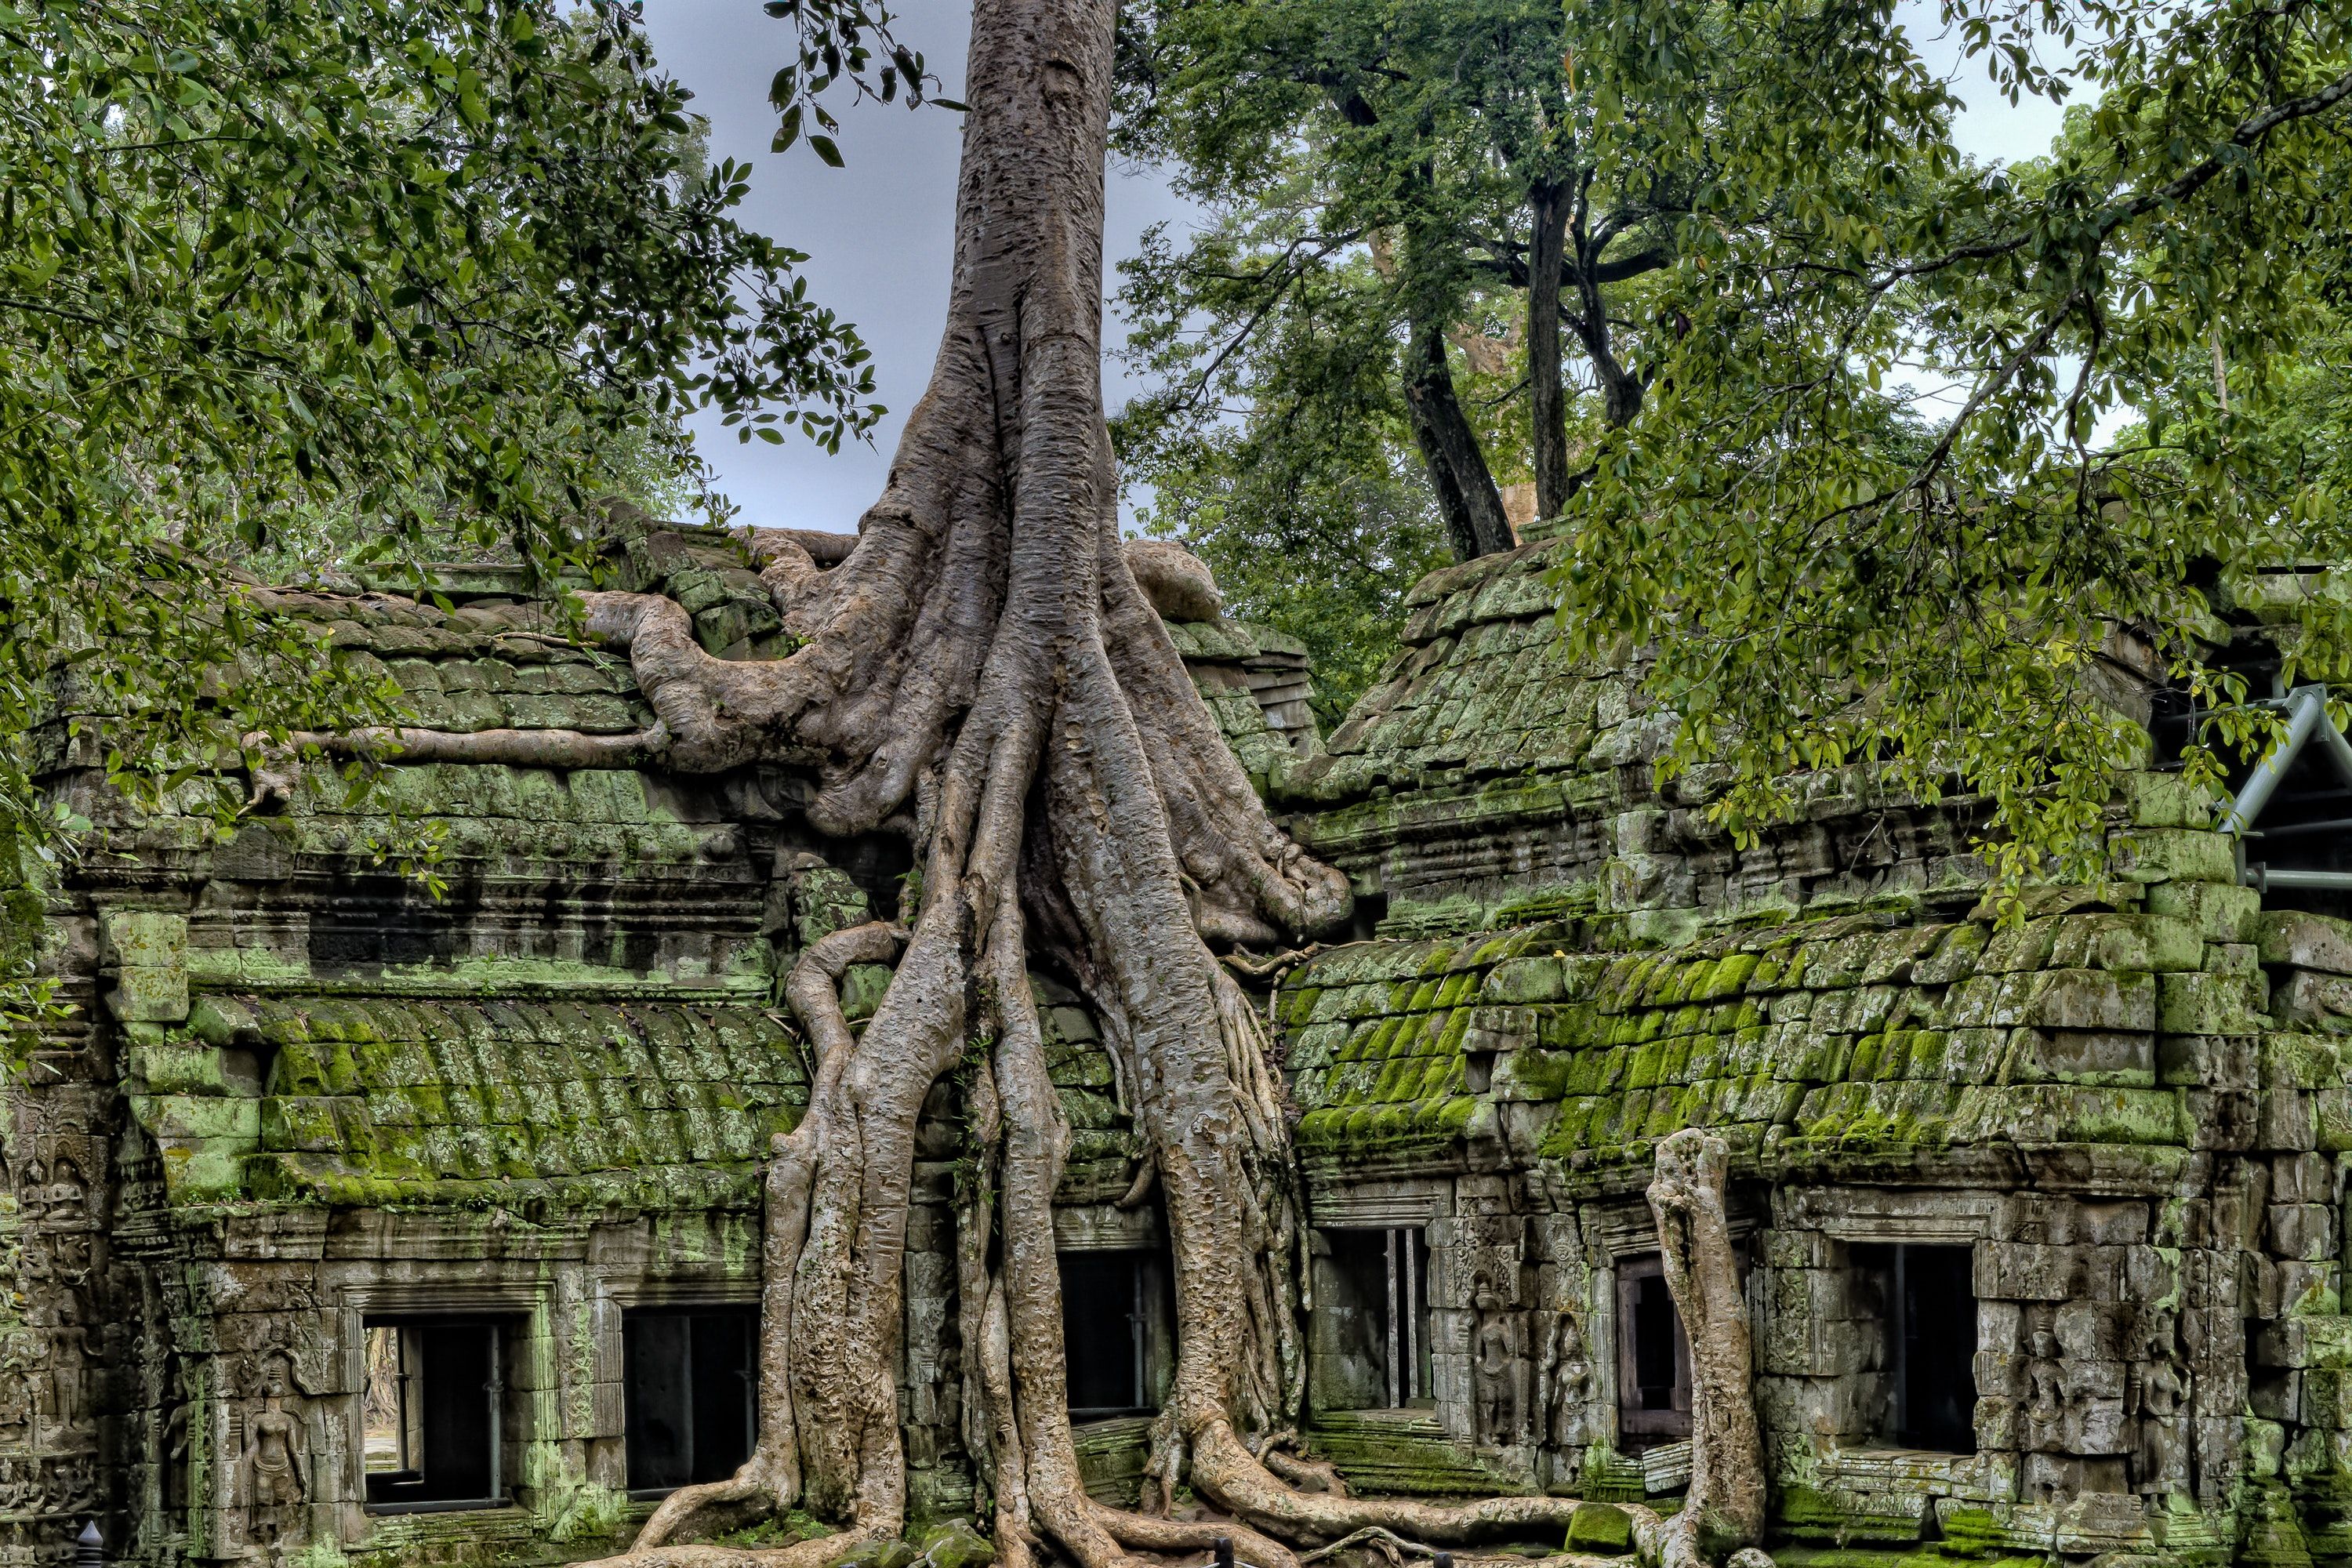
[1615,1254,1692,1445]
[361,1319,506,1512]
[1058,1249,1174,1418]
[1309,1226,1432,1412]
[1853,1243,1977,1453]
[624,1307,758,1496]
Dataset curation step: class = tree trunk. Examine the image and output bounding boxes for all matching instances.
[1527,179,1573,524]
[301,3,1770,1563]
[1402,316,1516,560]
[1566,219,1642,431]
[1646,1131,1766,1568]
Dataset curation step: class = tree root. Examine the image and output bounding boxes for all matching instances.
[1247,1431,1344,1497]
[240,724,670,811]
[627,1464,797,1564]
[1645,1131,1765,1568]
[569,1523,887,1568]
[1298,1526,1628,1568]
[1087,1504,1298,1568]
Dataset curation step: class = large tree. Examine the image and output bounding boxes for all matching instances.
[1112,0,1963,557]
[1551,0,2352,881]
[1114,0,1680,558]
[514,1,1751,1566]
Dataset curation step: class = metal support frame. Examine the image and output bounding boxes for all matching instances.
[2220,685,2352,891]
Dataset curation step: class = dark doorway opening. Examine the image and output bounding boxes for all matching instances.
[1308,1226,1432,1412]
[625,1307,758,1496]
[1616,1254,1692,1446]
[1854,1243,1978,1452]
[1058,1250,1175,1418]
[362,1319,506,1511]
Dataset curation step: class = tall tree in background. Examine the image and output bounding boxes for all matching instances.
[1109,0,1957,709]
[1552,0,2352,880]
[1114,0,1965,547]
[1116,0,1679,557]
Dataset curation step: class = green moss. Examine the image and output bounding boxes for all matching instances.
[1563,1502,1635,1555]
[1774,1485,1928,1547]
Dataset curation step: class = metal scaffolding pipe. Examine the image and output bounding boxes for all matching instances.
[2244,866,2352,894]
[2219,686,2330,837]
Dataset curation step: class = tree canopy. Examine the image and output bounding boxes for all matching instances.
[1109,0,1959,716]
[1116,0,2352,882]
[1549,0,2352,882]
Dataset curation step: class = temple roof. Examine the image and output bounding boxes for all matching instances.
[1276,896,2299,1188]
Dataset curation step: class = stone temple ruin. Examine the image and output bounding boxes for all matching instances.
[11,518,2352,1567]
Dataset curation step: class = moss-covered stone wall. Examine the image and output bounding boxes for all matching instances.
[1265,540,2352,1563]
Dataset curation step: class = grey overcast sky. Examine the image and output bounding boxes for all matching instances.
[639,0,2077,535]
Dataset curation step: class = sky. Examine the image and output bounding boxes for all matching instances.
[639,0,2081,535]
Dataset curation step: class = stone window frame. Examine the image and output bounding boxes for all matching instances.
[597,1276,765,1499]
[1580,1195,1762,1456]
[1779,1187,2002,1488]
[1614,1253,1693,1443]
[1305,1181,1449,1421]
[335,1276,542,1520]
[1054,1200,1175,1423]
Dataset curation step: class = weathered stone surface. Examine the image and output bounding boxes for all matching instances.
[31,534,2352,1568]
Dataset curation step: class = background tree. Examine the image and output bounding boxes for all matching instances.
[1550,0,2352,884]
[1114,0,1697,557]
[1109,0,1960,714]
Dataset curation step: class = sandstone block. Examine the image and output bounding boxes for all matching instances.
[2280,1261,2336,1313]
[100,907,188,968]
[2261,1090,2317,1153]
[1976,1241,2122,1301]
[2125,1244,2179,1301]
[2066,1395,2131,1455]
[142,1093,263,1143]
[2271,969,2352,1031]
[2271,1152,2331,1203]
[2304,1368,2352,1429]
[2252,1369,2303,1424]
[2112,828,2238,885]
[2014,1028,2154,1086]
[1481,956,1564,1004]
[2257,909,2352,975]
[2123,771,2224,829]
[2047,913,2202,973]
[2158,971,2265,1036]
[2147,880,2261,943]
[2024,969,2156,1031]
[2053,1300,2132,1359]
[107,962,189,1023]
[2161,1032,2259,1088]
[2206,941,2261,977]
[2269,1203,2337,1261]
[2315,1090,2352,1152]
